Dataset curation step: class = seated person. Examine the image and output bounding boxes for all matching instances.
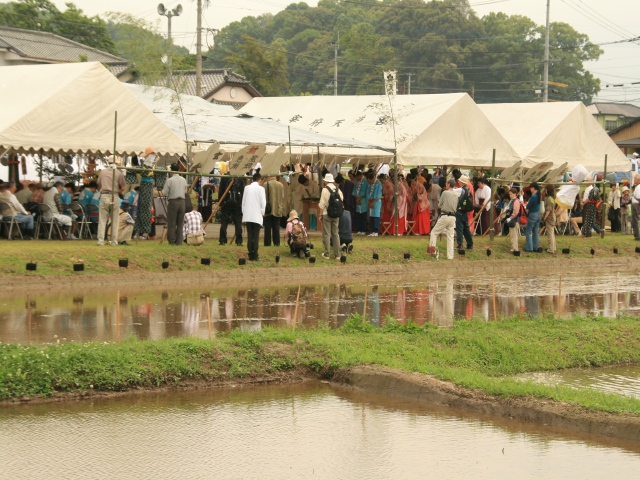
[107,201,135,245]
[570,198,583,235]
[555,204,569,234]
[339,208,353,253]
[183,197,205,243]
[285,210,310,258]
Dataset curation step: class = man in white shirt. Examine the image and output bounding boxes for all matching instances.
[474,177,492,234]
[631,174,640,240]
[0,181,35,238]
[242,173,266,261]
[162,163,188,246]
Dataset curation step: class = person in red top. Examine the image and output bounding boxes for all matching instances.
[408,174,430,234]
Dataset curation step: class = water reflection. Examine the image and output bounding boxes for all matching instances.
[1,273,640,343]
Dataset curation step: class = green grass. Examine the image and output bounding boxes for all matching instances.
[3,313,640,415]
[1,231,637,277]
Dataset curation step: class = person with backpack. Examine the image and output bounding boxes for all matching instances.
[455,174,474,251]
[218,173,245,246]
[318,173,344,260]
[285,210,310,258]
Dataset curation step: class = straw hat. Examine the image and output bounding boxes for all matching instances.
[459,174,469,184]
[323,173,335,183]
[622,186,630,193]
[287,210,299,222]
[142,147,155,157]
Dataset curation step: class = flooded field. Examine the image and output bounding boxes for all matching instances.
[1,272,639,343]
[516,364,640,400]
[1,382,639,479]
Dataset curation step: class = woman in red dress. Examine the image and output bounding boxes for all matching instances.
[409,174,431,234]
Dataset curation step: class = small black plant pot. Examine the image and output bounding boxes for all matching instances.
[238,258,246,266]
[513,251,520,257]
[340,255,347,264]
[119,259,129,268]
[372,253,379,260]
[161,261,169,269]
[537,247,543,253]
[26,262,37,271]
[309,256,316,264]
[635,246,640,254]
[73,263,84,272]
[613,248,619,254]
[457,249,466,256]
[562,248,570,255]
[486,249,491,257]
[403,253,411,260]
[201,258,211,265]
[275,255,280,264]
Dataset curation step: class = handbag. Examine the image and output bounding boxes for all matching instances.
[264,181,272,215]
[507,216,518,228]
[186,231,204,246]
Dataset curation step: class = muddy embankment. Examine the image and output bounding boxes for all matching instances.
[333,365,640,443]
[4,256,639,294]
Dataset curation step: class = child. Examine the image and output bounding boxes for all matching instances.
[285,210,310,258]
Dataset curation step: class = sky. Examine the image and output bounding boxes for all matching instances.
[47,0,640,105]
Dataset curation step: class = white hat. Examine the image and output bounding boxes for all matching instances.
[323,173,335,183]
[460,175,469,184]
[634,152,639,157]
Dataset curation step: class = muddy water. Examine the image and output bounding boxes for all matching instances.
[516,365,640,400]
[1,383,639,479]
[1,272,639,343]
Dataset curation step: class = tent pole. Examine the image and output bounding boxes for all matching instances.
[394,150,399,237]
[111,112,118,245]
[490,149,496,241]
[601,154,608,238]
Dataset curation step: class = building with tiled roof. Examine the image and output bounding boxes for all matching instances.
[128,69,261,109]
[587,102,640,132]
[0,26,125,66]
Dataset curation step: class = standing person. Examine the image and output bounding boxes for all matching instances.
[503,187,521,252]
[632,175,640,241]
[429,179,441,227]
[134,147,157,239]
[96,164,126,246]
[409,175,430,234]
[525,182,541,251]
[242,173,266,261]
[474,177,492,234]
[262,176,284,247]
[581,182,600,238]
[162,163,188,246]
[366,172,382,236]
[428,179,458,260]
[607,183,621,232]
[455,175,474,251]
[218,173,244,246]
[352,170,368,235]
[542,184,556,253]
[337,173,355,229]
[621,186,631,234]
[318,173,344,260]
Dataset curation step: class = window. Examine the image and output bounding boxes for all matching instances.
[605,120,619,130]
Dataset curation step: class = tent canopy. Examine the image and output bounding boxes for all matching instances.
[240,93,523,168]
[0,62,186,156]
[125,84,389,157]
[479,102,630,172]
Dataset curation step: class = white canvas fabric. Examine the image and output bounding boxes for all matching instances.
[0,62,186,156]
[240,93,522,168]
[480,102,629,171]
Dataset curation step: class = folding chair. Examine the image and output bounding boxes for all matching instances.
[0,201,23,240]
[70,202,91,239]
[379,221,392,235]
[406,220,416,235]
[87,203,99,235]
[35,204,64,240]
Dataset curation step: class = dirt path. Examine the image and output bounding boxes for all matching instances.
[3,256,638,294]
[333,365,640,442]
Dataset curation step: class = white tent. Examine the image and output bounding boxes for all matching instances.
[0,62,186,157]
[125,84,389,158]
[479,102,630,172]
[240,93,523,168]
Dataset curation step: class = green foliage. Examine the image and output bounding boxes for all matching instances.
[381,316,423,334]
[340,314,376,333]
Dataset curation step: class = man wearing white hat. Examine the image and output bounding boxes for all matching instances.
[318,173,344,259]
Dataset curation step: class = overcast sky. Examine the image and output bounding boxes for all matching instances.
[50,0,640,104]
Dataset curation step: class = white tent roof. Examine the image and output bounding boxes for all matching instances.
[0,62,186,156]
[240,93,523,168]
[479,102,630,172]
[125,84,389,157]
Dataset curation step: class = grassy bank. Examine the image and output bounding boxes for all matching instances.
[1,233,638,277]
[2,314,640,415]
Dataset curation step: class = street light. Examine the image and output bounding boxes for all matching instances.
[158,3,182,79]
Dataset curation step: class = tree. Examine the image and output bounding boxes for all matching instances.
[225,35,290,96]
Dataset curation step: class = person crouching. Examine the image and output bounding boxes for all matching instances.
[285,210,310,258]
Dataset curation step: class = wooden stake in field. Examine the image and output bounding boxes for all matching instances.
[206,295,212,339]
[203,179,235,231]
[26,294,32,343]
[363,280,369,320]
[116,290,121,343]
[293,284,301,330]
[492,277,497,322]
[614,273,619,316]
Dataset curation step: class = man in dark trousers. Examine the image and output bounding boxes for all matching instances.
[241,173,266,261]
[262,175,284,246]
[162,163,187,245]
[218,173,244,246]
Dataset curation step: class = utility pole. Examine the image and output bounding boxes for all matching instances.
[543,0,551,103]
[196,0,203,97]
[406,73,414,95]
[331,33,339,96]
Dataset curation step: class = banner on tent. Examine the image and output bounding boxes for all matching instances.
[229,144,266,176]
[259,146,289,176]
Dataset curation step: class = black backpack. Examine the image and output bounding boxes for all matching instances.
[457,186,474,213]
[326,186,344,218]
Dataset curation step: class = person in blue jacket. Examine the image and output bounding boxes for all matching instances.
[525,182,541,252]
[352,170,369,235]
[366,172,382,236]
